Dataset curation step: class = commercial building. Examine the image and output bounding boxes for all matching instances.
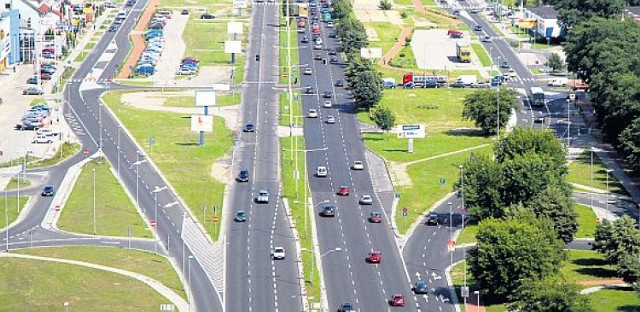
[522,5,563,39]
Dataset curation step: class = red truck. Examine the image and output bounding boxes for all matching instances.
[448,29,464,38]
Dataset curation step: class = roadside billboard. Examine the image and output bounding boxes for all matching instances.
[360,47,383,59]
[191,115,214,132]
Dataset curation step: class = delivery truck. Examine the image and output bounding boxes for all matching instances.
[456,41,472,63]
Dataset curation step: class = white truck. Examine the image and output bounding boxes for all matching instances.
[548,77,568,87]
[457,75,478,86]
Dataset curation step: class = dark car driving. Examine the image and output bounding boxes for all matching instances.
[41,185,55,196]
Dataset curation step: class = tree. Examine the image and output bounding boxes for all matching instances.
[546,53,565,74]
[378,0,392,10]
[345,55,374,86]
[351,70,382,109]
[331,0,352,20]
[617,253,640,285]
[495,127,567,175]
[619,117,640,172]
[461,88,518,135]
[335,16,368,55]
[510,276,594,312]
[592,216,640,264]
[456,155,505,220]
[372,106,395,131]
[469,217,566,301]
[527,185,577,243]
[549,0,627,28]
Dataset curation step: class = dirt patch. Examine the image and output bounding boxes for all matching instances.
[388,161,412,187]
[210,153,232,184]
[353,0,405,25]
[579,279,625,286]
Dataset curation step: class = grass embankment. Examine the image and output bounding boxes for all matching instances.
[360,88,493,233]
[4,177,31,191]
[279,91,304,127]
[164,93,241,107]
[58,159,151,238]
[1,197,29,228]
[18,246,186,299]
[30,142,81,169]
[449,249,624,312]
[567,150,627,195]
[103,90,233,241]
[0,257,169,310]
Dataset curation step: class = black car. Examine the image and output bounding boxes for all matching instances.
[26,77,38,84]
[322,90,332,98]
[108,25,117,32]
[321,204,335,217]
[426,213,439,226]
[474,25,482,31]
[328,32,336,38]
[301,36,309,43]
[339,302,354,312]
[335,78,344,87]
[42,185,55,196]
[413,280,429,294]
[450,81,466,88]
[243,123,255,132]
[422,81,437,88]
[15,121,39,131]
[237,169,250,182]
[200,13,215,19]
[304,85,314,94]
[181,9,189,15]
[329,56,338,64]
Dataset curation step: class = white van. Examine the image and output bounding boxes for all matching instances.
[316,166,327,177]
[548,77,568,87]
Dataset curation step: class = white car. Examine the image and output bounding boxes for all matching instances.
[481,35,492,42]
[256,189,269,203]
[308,109,318,118]
[326,21,334,28]
[316,166,328,177]
[326,115,335,124]
[272,247,285,259]
[32,134,53,144]
[176,68,195,75]
[323,100,332,108]
[352,160,364,170]
[304,68,313,75]
[508,68,517,78]
[359,195,373,205]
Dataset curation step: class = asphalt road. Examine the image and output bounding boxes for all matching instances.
[224,3,302,312]
[297,16,416,312]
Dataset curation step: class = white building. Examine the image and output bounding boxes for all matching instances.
[523,5,563,39]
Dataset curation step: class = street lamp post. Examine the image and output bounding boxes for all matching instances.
[5,188,9,251]
[98,102,103,151]
[63,302,69,312]
[459,165,466,228]
[188,255,194,286]
[474,291,480,312]
[152,186,168,254]
[590,147,594,209]
[606,169,613,213]
[117,126,121,179]
[93,167,96,235]
[133,152,147,212]
[310,247,341,286]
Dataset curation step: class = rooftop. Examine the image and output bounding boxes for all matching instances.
[526,5,559,20]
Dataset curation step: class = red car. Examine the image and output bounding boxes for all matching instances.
[390,294,405,307]
[369,211,382,223]
[338,186,349,196]
[368,250,381,263]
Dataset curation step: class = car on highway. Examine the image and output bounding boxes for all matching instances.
[413,280,429,294]
[304,68,312,75]
[23,87,44,95]
[338,186,350,196]
[237,169,250,182]
[369,211,382,223]
[271,247,285,259]
[200,13,215,19]
[474,81,490,89]
[234,211,246,222]
[352,161,364,170]
[314,53,322,60]
[328,31,336,38]
[301,36,309,43]
[32,134,53,144]
[481,35,492,42]
[339,302,354,312]
[335,78,344,87]
[322,90,332,98]
[426,213,439,226]
[500,61,511,68]
[304,85,315,94]
[474,25,482,31]
[256,189,269,203]
[450,81,466,88]
[327,48,337,55]
[471,8,478,13]
[308,109,318,118]
[326,21,334,28]
[315,165,328,177]
[313,43,322,50]
[390,294,405,307]
[243,123,255,132]
[367,250,381,263]
[41,185,55,196]
[325,115,335,124]
[508,68,517,78]
[359,195,373,205]
[108,25,118,32]
[323,100,332,108]
[321,203,336,217]
[329,56,338,64]
[534,111,548,123]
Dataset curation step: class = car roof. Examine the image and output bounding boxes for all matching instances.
[259,189,268,193]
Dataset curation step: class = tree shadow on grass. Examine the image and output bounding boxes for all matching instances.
[617,305,640,312]
[444,128,488,137]
[573,257,609,266]
[574,267,618,279]
[175,142,199,146]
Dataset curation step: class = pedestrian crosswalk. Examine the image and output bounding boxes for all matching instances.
[65,113,86,136]
[67,78,114,84]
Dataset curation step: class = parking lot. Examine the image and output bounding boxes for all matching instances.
[411,29,480,71]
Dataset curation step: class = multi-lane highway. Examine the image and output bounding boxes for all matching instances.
[296,12,416,311]
[224,3,303,311]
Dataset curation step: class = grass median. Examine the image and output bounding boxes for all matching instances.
[360,88,494,234]
[567,150,627,195]
[0,257,169,310]
[18,246,186,300]
[102,90,233,241]
[58,158,151,238]
[279,15,300,85]
[471,43,491,67]
[1,196,29,228]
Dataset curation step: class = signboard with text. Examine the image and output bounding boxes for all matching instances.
[397,124,426,139]
[190,115,214,132]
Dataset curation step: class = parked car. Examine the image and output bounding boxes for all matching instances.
[42,51,55,59]
[26,76,38,84]
[182,57,200,64]
[176,68,195,75]
[32,134,53,144]
[181,9,189,15]
[23,87,44,95]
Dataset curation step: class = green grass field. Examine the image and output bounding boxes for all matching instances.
[1,197,28,228]
[18,246,186,300]
[365,22,403,55]
[561,250,617,285]
[29,142,81,169]
[586,288,640,312]
[575,204,597,238]
[4,177,31,191]
[0,257,169,311]
[163,93,241,107]
[456,223,478,245]
[58,159,151,238]
[103,90,233,241]
[567,150,627,195]
[471,43,491,67]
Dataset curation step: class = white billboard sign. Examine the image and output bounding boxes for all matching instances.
[225,41,242,54]
[397,124,426,139]
[233,0,247,8]
[227,22,243,34]
[195,90,216,107]
[360,47,383,59]
[190,115,214,132]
